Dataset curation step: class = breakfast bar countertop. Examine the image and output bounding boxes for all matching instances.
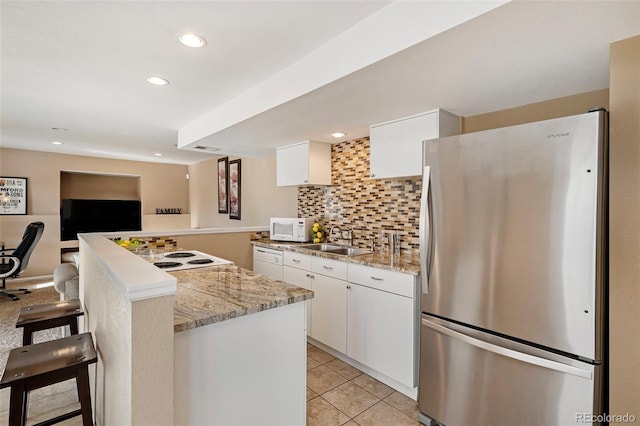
[171,264,313,333]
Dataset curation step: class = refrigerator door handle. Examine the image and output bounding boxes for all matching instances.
[422,318,593,380]
[419,166,431,290]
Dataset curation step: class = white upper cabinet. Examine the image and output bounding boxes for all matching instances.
[369,109,460,179]
[276,140,332,186]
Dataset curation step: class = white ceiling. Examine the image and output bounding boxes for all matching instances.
[1,1,639,164]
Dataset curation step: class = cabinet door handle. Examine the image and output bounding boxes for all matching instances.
[370,276,384,281]
[346,285,351,289]
[323,265,333,270]
[370,173,375,178]
[292,259,301,263]
[306,273,315,279]
[256,249,266,253]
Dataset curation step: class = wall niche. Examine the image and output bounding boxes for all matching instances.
[60,171,140,201]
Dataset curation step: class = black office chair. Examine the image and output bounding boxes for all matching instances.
[0,222,45,301]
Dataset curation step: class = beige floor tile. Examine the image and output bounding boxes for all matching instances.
[351,374,395,399]
[307,396,350,426]
[307,365,348,395]
[307,356,321,370]
[307,387,319,401]
[324,358,362,380]
[353,401,418,426]
[384,391,419,420]
[307,344,336,364]
[322,382,380,418]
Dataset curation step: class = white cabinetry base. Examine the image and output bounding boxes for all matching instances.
[175,302,306,425]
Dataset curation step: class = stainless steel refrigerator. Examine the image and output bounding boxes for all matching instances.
[418,110,608,426]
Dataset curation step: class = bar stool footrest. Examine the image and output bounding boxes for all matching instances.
[33,408,83,426]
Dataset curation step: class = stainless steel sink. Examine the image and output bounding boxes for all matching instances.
[325,247,371,256]
[298,243,343,251]
[298,243,372,256]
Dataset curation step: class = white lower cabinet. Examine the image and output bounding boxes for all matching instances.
[346,282,415,387]
[283,252,313,335]
[282,249,418,390]
[310,273,347,353]
[284,253,349,350]
[283,266,313,334]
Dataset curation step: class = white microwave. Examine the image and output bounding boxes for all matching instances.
[269,217,315,242]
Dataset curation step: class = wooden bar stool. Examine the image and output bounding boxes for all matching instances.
[15,299,84,346]
[0,332,97,426]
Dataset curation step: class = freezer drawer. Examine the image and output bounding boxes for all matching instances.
[418,315,603,426]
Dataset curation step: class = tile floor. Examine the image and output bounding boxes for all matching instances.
[306,343,419,425]
[1,341,418,425]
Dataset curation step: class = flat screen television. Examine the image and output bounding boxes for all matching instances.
[61,199,142,241]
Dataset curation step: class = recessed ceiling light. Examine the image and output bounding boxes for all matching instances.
[331,132,347,138]
[146,76,169,86]
[178,33,207,48]
[154,153,163,157]
[51,141,63,145]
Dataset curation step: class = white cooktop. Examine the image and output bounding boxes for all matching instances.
[151,250,233,272]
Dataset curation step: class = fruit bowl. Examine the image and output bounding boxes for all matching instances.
[113,238,147,250]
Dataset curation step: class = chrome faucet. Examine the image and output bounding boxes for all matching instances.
[329,225,353,246]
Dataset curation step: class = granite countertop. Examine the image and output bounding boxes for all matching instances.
[252,239,421,275]
[170,264,313,333]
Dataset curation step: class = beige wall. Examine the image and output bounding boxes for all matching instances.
[0,148,295,276]
[173,232,256,270]
[462,89,610,133]
[80,237,174,426]
[60,172,140,200]
[81,243,133,426]
[0,148,190,215]
[188,155,297,228]
[609,35,640,422]
[0,148,190,276]
[131,295,174,426]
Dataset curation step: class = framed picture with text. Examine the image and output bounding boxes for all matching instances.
[229,159,241,220]
[217,157,229,213]
[0,177,28,215]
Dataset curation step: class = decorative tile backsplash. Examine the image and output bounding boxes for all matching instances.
[144,237,178,250]
[298,137,422,252]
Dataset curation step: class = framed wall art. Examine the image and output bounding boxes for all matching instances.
[217,157,229,213]
[0,177,28,215]
[228,159,241,220]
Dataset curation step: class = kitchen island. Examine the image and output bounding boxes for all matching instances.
[171,264,313,425]
[78,234,312,426]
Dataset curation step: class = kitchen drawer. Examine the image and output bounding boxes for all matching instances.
[284,251,313,270]
[312,256,347,280]
[348,263,415,298]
